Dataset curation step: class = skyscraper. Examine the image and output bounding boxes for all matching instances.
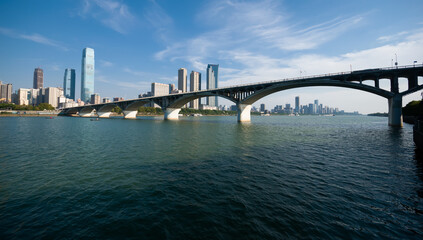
[33,67,43,89]
[63,68,76,100]
[260,103,265,112]
[314,99,319,114]
[81,48,95,103]
[178,68,187,92]
[190,71,201,109]
[295,96,300,113]
[206,64,219,107]
[0,81,12,103]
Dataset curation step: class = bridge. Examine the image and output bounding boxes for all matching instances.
[62,64,423,127]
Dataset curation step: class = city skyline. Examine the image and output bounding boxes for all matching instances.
[1,1,423,113]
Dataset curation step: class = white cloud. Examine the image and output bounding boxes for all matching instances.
[123,67,148,77]
[154,0,363,72]
[0,27,68,51]
[79,0,135,34]
[377,31,408,43]
[99,60,114,67]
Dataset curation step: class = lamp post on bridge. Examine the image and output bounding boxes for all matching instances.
[395,53,398,68]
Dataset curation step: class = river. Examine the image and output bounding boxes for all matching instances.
[0,115,422,239]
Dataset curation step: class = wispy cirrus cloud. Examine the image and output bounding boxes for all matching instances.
[377,31,409,43]
[143,0,173,41]
[79,0,135,34]
[0,27,68,51]
[154,0,363,69]
[99,60,114,67]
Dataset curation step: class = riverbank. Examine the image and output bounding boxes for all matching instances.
[0,114,58,117]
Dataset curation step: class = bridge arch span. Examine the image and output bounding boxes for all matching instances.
[241,79,394,105]
[79,106,96,117]
[98,104,118,113]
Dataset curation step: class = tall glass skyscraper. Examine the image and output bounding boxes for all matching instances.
[63,68,76,100]
[206,64,219,107]
[81,48,95,103]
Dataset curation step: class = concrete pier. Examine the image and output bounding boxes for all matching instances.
[164,108,181,120]
[123,110,137,119]
[237,104,251,122]
[388,94,403,127]
[98,112,112,118]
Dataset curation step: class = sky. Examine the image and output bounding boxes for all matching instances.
[1,0,423,113]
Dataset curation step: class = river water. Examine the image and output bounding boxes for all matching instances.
[0,115,422,239]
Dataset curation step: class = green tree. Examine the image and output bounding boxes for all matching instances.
[111,106,123,114]
[402,100,422,116]
[35,103,54,110]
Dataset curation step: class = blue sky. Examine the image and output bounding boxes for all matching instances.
[1,0,423,113]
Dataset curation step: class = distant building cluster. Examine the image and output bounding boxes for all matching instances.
[255,96,358,115]
[139,64,221,110]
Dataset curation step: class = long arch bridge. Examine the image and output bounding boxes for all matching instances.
[61,64,423,127]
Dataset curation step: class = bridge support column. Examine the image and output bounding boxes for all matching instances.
[237,104,251,123]
[123,110,137,119]
[408,75,418,89]
[388,94,403,127]
[98,112,112,118]
[79,111,95,117]
[164,108,181,120]
[390,76,399,93]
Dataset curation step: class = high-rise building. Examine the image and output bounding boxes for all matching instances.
[63,68,76,100]
[33,68,43,89]
[206,64,219,107]
[81,48,95,103]
[91,93,101,104]
[151,83,170,96]
[190,71,201,109]
[45,87,63,108]
[0,81,13,103]
[260,103,266,112]
[17,88,30,105]
[103,98,111,103]
[28,88,40,105]
[295,96,300,113]
[314,99,319,114]
[178,68,187,92]
[169,84,175,94]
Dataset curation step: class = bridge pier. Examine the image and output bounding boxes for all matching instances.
[98,112,112,118]
[79,110,95,117]
[237,104,251,122]
[388,94,403,127]
[164,108,181,120]
[123,110,137,119]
